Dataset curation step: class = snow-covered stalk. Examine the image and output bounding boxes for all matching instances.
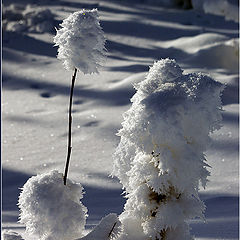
[76,213,121,240]
[53,9,106,184]
[17,9,107,240]
[64,67,77,185]
[113,59,223,240]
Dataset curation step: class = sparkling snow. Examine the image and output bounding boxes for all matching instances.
[2,0,239,239]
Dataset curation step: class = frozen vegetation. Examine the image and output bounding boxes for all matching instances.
[2,0,239,240]
[113,59,223,239]
[53,9,106,73]
[18,170,87,240]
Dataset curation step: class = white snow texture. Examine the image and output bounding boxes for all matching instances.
[113,59,224,239]
[53,9,106,74]
[192,0,239,23]
[18,170,87,240]
[78,213,121,240]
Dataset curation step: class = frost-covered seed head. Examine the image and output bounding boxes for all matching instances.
[53,9,106,74]
[18,170,87,240]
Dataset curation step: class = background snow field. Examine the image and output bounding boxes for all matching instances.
[2,0,239,239]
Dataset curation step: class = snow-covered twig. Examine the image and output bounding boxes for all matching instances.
[63,67,77,185]
[53,9,106,184]
[76,213,121,240]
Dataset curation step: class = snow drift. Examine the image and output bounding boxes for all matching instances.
[2,4,56,33]
[192,0,239,23]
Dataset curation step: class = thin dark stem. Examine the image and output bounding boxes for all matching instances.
[63,68,77,185]
[108,222,117,238]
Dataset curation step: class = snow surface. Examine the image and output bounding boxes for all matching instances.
[192,0,239,23]
[2,0,239,239]
[78,213,121,240]
[2,4,56,33]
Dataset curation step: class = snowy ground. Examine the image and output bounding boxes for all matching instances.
[2,0,239,239]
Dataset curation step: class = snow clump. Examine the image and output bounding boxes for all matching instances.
[2,4,56,33]
[113,58,223,239]
[2,230,24,240]
[18,170,87,240]
[53,9,106,74]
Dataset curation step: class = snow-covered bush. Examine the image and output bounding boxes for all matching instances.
[53,8,106,74]
[18,170,87,240]
[2,4,56,33]
[113,58,223,239]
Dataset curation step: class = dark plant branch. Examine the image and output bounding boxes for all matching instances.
[63,67,77,185]
[108,222,118,239]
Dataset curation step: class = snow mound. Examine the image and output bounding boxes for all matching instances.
[18,170,87,240]
[2,4,56,33]
[168,33,229,54]
[53,9,106,73]
[192,0,239,23]
[80,213,121,240]
[2,230,24,240]
[167,33,239,71]
[187,38,239,72]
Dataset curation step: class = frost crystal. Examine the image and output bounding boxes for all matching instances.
[113,59,223,239]
[53,9,106,73]
[18,170,87,240]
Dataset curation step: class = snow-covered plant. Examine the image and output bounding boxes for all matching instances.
[53,8,106,184]
[18,170,87,240]
[53,8,106,74]
[13,10,107,240]
[113,58,223,239]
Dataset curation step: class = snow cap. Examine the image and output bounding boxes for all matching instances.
[53,9,106,74]
[18,170,87,240]
[115,57,224,194]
